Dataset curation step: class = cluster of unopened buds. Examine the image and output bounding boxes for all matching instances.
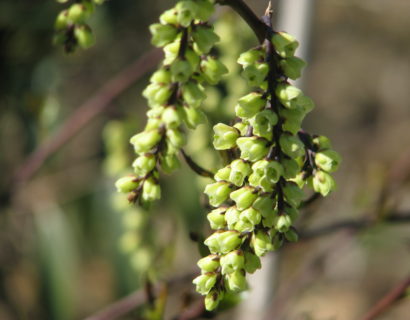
[115,0,228,208]
[54,0,105,52]
[193,30,341,310]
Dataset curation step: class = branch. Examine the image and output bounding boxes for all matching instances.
[361,275,410,320]
[180,149,214,179]
[13,48,163,190]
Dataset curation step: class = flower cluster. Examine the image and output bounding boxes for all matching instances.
[194,31,341,310]
[116,0,228,208]
[54,0,104,52]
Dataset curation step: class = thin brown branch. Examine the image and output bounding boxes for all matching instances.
[361,275,410,320]
[13,48,163,190]
[300,192,321,208]
[180,149,214,179]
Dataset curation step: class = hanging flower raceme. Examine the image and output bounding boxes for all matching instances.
[115,0,228,208]
[194,30,341,311]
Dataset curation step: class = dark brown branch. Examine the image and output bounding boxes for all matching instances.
[300,192,321,208]
[361,275,410,320]
[181,149,214,178]
[13,48,163,190]
[216,0,268,43]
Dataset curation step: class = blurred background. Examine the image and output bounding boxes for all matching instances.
[0,0,409,319]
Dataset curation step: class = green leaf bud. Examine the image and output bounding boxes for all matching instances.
[166,128,186,149]
[197,254,220,273]
[237,48,264,67]
[182,81,206,108]
[213,123,239,150]
[284,228,299,242]
[171,59,193,82]
[228,159,252,186]
[312,170,336,196]
[74,25,94,49]
[279,133,305,158]
[130,129,162,154]
[162,106,183,129]
[230,186,258,210]
[183,106,206,129]
[226,270,247,292]
[220,250,245,275]
[200,57,228,85]
[240,207,261,226]
[225,206,241,228]
[275,83,303,109]
[313,135,332,151]
[160,9,178,25]
[252,230,273,257]
[55,10,69,30]
[68,3,90,23]
[242,63,269,87]
[315,150,341,173]
[205,290,223,311]
[150,68,172,84]
[279,56,306,80]
[132,154,156,175]
[193,272,217,295]
[159,153,180,174]
[207,207,227,230]
[282,182,305,207]
[193,25,219,54]
[274,214,292,232]
[250,110,278,140]
[150,23,179,47]
[253,195,276,217]
[204,230,242,254]
[235,92,266,119]
[163,41,180,65]
[115,176,139,193]
[204,181,232,207]
[244,251,261,274]
[141,177,161,202]
[236,137,270,162]
[272,31,299,58]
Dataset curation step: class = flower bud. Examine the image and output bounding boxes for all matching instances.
[214,166,231,182]
[143,83,172,106]
[182,81,206,108]
[250,110,278,140]
[281,158,300,179]
[194,0,214,21]
[242,63,269,87]
[197,254,220,273]
[226,269,247,292]
[68,3,91,23]
[296,95,315,113]
[230,186,258,210]
[145,116,163,130]
[193,272,217,295]
[207,207,227,230]
[142,177,161,202]
[282,182,304,207]
[163,41,180,65]
[312,170,336,196]
[166,128,186,149]
[233,122,248,136]
[272,31,299,58]
[252,195,276,217]
[130,129,162,154]
[171,59,193,83]
[200,57,228,85]
[281,107,305,135]
[279,133,305,158]
[213,123,239,150]
[315,150,341,173]
[244,251,261,273]
[115,176,139,193]
[204,181,232,207]
[284,228,299,242]
[150,68,172,84]
[184,106,207,129]
[55,10,69,30]
[275,83,303,109]
[236,137,269,162]
[220,250,245,274]
[252,230,273,257]
[185,48,200,69]
[160,8,178,25]
[240,207,261,226]
[279,56,306,80]
[274,214,292,232]
[132,154,157,175]
[74,25,94,49]
[313,135,332,151]
[204,230,242,254]
[192,25,219,54]
[228,159,251,186]
[159,153,180,173]
[235,92,266,119]
[225,206,240,228]
[237,48,264,67]
[150,23,179,47]
[162,106,183,129]
[272,233,284,250]
[205,290,223,311]
[175,0,198,27]
[249,160,283,191]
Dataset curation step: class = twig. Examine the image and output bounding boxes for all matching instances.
[13,48,163,190]
[180,149,214,179]
[361,275,410,320]
[300,192,321,208]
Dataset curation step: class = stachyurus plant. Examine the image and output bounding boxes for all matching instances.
[54,0,341,313]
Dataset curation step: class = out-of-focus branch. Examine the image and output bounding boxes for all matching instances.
[180,149,214,179]
[361,275,410,320]
[13,48,163,190]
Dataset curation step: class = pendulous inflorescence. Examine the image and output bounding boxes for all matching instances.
[193,21,341,310]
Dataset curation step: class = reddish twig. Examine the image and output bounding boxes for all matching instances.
[13,48,163,190]
[361,276,410,320]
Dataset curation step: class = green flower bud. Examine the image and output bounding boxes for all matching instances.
[315,150,341,173]
[115,176,139,193]
[228,159,252,186]
[159,153,180,174]
[166,128,186,149]
[150,23,178,47]
[55,10,69,30]
[205,290,223,311]
[230,186,258,210]
[240,207,261,226]
[252,230,273,257]
[68,3,91,23]
[284,228,299,242]
[200,57,228,85]
[274,214,292,232]
[280,107,305,135]
[250,110,278,140]
[185,48,200,69]
[237,48,264,67]
[130,129,162,154]
[272,233,284,250]
[225,206,240,228]
[272,31,299,58]
[296,95,315,113]
[249,160,283,191]
[193,25,219,54]
[279,133,305,158]
[313,135,332,151]
[281,158,300,179]
[204,230,242,254]
[242,63,269,87]
[171,59,193,82]
[244,251,261,274]
[253,195,276,217]
[162,106,183,129]
[226,270,247,292]
[291,172,306,189]
[143,83,173,106]
[207,207,227,230]
[312,170,336,196]
[160,9,178,25]
[163,41,180,65]
[175,0,198,27]
[215,166,231,181]
[275,83,303,109]
[233,122,248,136]
[220,250,245,275]
[74,25,94,49]
[213,123,239,150]
[132,154,157,175]
[182,81,206,108]
[279,56,306,80]
[235,92,266,119]
[142,177,161,202]
[204,181,232,207]
[194,0,214,21]
[183,106,206,129]
[145,116,163,130]
[193,272,217,295]
[150,68,172,84]
[285,205,299,222]
[236,137,270,162]
[197,254,220,273]
[282,182,304,207]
